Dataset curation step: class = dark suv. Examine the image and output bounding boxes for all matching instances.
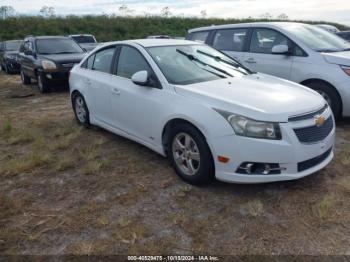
[0,40,23,74]
[19,36,86,93]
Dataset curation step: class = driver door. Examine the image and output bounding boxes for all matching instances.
[243,28,293,79]
[110,45,164,145]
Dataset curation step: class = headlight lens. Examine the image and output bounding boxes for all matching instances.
[341,65,350,76]
[214,109,281,140]
[42,60,57,70]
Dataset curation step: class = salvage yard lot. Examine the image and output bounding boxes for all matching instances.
[0,72,350,255]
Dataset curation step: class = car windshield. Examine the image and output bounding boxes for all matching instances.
[284,24,350,52]
[147,44,251,85]
[5,40,22,51]
[71,36,96,44]
[36,38,84,54]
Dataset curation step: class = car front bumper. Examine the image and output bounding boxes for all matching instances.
[210,110,335,183]
[5,59,20,72]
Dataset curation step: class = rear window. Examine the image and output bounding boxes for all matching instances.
[213,29,248,51]
[4,40,22,51]
[189,31,209,43]
[71,36,96,44]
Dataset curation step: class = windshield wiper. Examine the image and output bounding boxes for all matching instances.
[196,50,252,74]
[176,49,232,77]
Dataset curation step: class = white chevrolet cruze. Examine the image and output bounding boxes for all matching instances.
[69,39,335,184]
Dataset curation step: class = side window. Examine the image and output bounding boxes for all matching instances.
[213,29,248,51]
[116,46,152,79]
[190,31,209,43]
[250,29,290,54]
[82,54,95,69]
[91,47,115,73]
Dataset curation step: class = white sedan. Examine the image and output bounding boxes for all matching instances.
[69,39,335,184]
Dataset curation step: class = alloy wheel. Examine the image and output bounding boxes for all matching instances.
[75,96,87,123]
[172,132,201,176]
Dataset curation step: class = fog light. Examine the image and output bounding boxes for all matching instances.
[46,74,52,79]
[237,162,285,175]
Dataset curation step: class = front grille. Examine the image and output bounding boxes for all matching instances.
[298,148,332,172]
[294,116,333,143]
[289,105,328,122]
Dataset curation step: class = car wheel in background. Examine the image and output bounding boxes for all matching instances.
[168,123,215,185]
[4,65,10,74]
[72,93,90,126]
[305,81,341,119]
[37,73,50,93]
[20,69,31,85]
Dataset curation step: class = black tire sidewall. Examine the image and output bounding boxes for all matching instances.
[168,123,215,185]
[20,70,30,85]
[38,73,49,93]
[305,82,341,119]
[73,93,90,126]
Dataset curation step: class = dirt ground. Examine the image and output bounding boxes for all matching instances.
[0,72,350,256]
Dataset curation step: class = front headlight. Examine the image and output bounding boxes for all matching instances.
[214,109,281,140]
[341,65,350,76]
[42,60,57,70]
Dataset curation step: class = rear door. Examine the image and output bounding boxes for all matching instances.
[244,28,293,79]
[210,28,249,63]
[80,46,117,125]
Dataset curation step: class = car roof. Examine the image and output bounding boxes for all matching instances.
[101,39,199,48]
[188,22,309,33]
[27,36,71,40]
[69,34,94,37]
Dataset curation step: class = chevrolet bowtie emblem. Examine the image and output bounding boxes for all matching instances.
[315,115,326,127]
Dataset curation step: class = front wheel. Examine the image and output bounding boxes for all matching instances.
[20,70,31,85]
[168,123,215,185]
[37,73,50,93]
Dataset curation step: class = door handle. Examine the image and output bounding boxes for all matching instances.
[244,58,257,64]
[112,88,120,95]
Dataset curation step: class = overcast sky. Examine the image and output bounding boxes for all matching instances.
[1,0,350,25]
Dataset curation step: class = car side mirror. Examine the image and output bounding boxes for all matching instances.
[131,71,149,86]
[271,44,290,55]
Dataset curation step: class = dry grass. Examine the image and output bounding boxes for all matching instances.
[1,74,350,255]
[1,152,50,175]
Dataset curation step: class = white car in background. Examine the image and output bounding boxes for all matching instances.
[315,24,340,33]
[187,22,350,118]
[69,39,334,184]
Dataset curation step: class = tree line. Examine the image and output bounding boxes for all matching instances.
[0,10,348,41]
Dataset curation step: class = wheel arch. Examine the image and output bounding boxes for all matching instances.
[300,78,343,115]
[161,118,208,157]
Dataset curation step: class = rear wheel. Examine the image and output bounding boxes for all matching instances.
[37,73,49,93]
[304,81,341,119]
[20,69,31,85]
[168,123,215,185]
[72,93,90,126]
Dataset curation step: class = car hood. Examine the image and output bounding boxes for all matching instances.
[38,53,86,64]
[322,51,350,66]
[174,73,325,122]
[4,51,19,55]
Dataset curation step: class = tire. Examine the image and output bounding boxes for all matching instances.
[37,73,50,93]
[304,81,341,119]
[168,123,215,185]
[20,69,31,85]
[72,93,90,126]
[4,65,10,74]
